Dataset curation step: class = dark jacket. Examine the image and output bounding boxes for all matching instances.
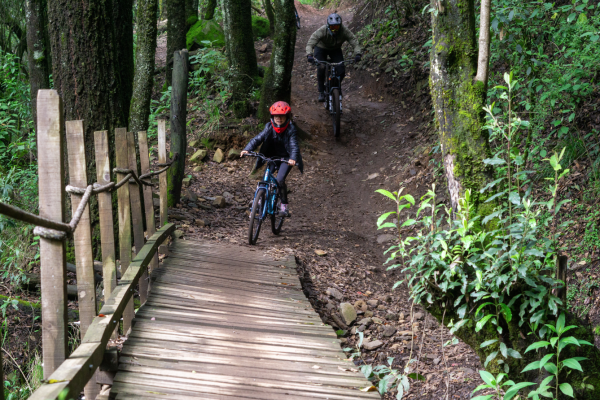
[306,24,362,56]
[244,122,304,173]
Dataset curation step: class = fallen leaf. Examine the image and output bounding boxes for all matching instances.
[315,250,327,256]
[312,365,321,369]
[360,386,377,392]
[98,314,106,317]
[367,173,380,180]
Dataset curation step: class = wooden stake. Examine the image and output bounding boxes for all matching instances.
[65,119,99,400]
[127,132,148,304]
[138,131,159,284]
[37,90,68,379]
[556,255,568,304]
[158,120,168,227]
[115,128,134,335]
[94,130,118,340]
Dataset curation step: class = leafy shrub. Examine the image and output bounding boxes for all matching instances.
[252,15,270,39]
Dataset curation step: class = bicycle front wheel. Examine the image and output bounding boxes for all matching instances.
[248,189,266,245]
[332,88,341,137]
[271,194,285,235]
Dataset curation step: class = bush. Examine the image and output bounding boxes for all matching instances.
[252,15,270,39]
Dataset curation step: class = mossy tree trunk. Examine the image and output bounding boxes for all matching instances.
[48,0,132,180]
[25,0,51,133]
[167,50,188,206]
[130,0,158,133]
[203,0,217,20]
[429,0,492,211]
[166,0,186,87]
[263,0,275,36]
[185,0,199,26]
[258,0,296,122]
[221,0,258,118]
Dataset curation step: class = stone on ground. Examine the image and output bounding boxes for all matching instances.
[383,325,397,337]
[213,148,225,163]
[190,149,207,164]
[363,340,383,351]
[228,148,241,159]
[326,287,343,301]
[354,300,368,312]
[366,299,379,308]
[339,303,357,325]
[182,177,192,187]
[212,196,226,208]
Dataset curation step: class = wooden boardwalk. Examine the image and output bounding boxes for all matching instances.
[111,240,380,399]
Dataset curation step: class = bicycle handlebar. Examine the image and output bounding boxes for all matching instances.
[312,59,356,67]
[243,152,290,164]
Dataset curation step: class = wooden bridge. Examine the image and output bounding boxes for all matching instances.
[0,90,378,399]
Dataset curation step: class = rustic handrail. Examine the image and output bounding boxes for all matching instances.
[27,223,175,400]
[0,90,175,400]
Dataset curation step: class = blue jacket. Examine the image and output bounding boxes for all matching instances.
[243,122,304,173]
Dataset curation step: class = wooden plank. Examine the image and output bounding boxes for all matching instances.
[112,371,379,400]
[65,119,99,400]
[115,128,134,335]
[37,89,68,379]
[94,130,118,340]
[127,131,148,304]
[28,224,175,400]
[138,131,159,291]
[157,120,167,227]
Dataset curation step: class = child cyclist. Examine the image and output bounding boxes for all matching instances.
[240,101,303,217]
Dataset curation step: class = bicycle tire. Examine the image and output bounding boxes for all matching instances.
[271,193,285,235]
[248,188,266,245]
[332,88,341,137]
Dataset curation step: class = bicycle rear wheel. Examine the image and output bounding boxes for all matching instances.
[248,189,266,245]
[271,193,285,235]
[332,88,341,137]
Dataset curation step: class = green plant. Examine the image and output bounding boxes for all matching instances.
[344,332,424,398]
[519,313,593,399]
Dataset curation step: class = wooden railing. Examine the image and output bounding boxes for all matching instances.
[0,90,175,400]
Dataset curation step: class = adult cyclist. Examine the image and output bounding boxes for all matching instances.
[306,13,362,103]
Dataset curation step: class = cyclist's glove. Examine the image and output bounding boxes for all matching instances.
[355,54,362,63]
[307,54,314,64]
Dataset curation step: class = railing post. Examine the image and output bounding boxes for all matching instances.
[158,120,168,227]
[138,131,159,290]
[127,132,148,305]
[115,128,134,335]
[65,119,100,400]
[37,90,68,379]
[94,130,118,340]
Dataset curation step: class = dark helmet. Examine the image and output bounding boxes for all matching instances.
[327,13,342,35]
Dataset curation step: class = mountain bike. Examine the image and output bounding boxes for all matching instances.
[313,59,355,138]
[243,152,289,245]
[294,6,301,28]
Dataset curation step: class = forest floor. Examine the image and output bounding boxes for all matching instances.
[171,3,488,399]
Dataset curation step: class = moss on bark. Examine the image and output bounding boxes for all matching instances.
[221,0,258,118]
[429,0,492,211]
[257,0,296,122]
[129,0,158,133]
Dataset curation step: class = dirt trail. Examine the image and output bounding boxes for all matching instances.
[178,4,486,398]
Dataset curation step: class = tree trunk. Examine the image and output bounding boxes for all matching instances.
[203,0,217,19]
[166,0,186,87]
[167,50,188,206]
[48,0,132,181]
[263,0,275,36]
[129,0,158,133]
[25,0,51,133]
[221,0,258,118]
[475,0,491,85]
[185,0,199,26]
[258,0,296,122]
[429,0,492,211]
[115,0,135,111]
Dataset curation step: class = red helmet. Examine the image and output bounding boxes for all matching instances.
[269,101,292,134]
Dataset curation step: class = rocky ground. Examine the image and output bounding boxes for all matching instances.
[161,3,489,399]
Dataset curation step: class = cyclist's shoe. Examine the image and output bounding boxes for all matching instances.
[318,92,326,102]
[278,204,290,217]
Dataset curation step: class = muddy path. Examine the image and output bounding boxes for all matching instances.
[177,3,487,398]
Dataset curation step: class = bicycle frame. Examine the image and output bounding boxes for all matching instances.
[314,60,354,115]
[252,162,280,220]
